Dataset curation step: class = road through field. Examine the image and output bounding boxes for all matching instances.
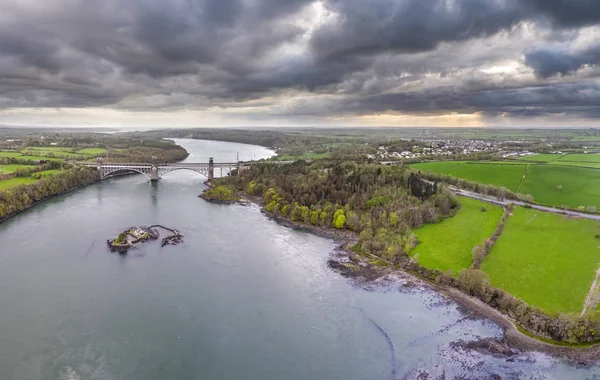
[450,188,600,221]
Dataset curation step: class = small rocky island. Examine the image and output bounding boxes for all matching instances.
[107,225,183,254]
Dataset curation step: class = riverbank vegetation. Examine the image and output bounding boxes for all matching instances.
[0,166,99,221]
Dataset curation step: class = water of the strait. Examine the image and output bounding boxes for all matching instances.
[0,139,597,379]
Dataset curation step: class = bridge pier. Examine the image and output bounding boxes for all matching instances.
[208,157,214,181]
[151,165,159,181]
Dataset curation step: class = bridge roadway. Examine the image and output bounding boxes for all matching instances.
[75,158,244,181]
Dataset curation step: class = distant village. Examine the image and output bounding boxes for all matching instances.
[369,138,564,160]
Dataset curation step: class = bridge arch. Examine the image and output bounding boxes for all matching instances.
[102,168,151,179]
[158,167,209,178]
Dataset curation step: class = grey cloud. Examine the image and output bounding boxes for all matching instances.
[525,44,600,78]
[0,0,599,124]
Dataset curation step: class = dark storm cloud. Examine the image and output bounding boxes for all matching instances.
[318,81,600,119]
[0,0,600,123]
[310,0,600,62]
[525,44,600,78]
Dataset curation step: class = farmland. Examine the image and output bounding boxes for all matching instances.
[518,154,562,162]
[558,154,600,163]
[411,162,527,191]
[412,159,600,209]
[0,177,37,190]
[519,165,600,209]
[77,148,107,155]
[481,207,600,314]
[0,164,34,173]
[411,197,503,273]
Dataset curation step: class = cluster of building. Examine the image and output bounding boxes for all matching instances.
[371,139,503,160]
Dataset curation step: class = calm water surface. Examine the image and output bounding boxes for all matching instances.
[0,139,598,379]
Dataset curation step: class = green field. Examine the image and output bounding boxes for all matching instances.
[558,154,600,163]
[549,161,600,169]
[0,151,25,158]
[21,148,82,159]
[520,165,600,209]
[0,164,35,173]
[276,152,330,160]
[482,207,600,314]
[0,177,37,190]
[34,169,62,177]
[411,162,526,191]
[518,154,562,162]
[411,197,503,273]
[77,148,107,155]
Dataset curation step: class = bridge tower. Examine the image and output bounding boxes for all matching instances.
[208,157,214,181]
[151,156,159,181]
[96,157,103,175]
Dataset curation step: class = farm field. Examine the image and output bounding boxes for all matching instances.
[520,165,600,209]
[21,148,83,159]
[558,154,600,163]
[411,197,503,273]
[0,164,34,173]
[481,207,600,314]
[411,162,526,191]
[517,154,562,162]
[0,177,37,190]
[77,148,107,155]
[34,169,62,177]
[549,161,600,169]
[0,151,25,158]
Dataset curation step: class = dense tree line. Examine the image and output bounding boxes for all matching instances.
[0,167,99,221]
[218,160,459,262]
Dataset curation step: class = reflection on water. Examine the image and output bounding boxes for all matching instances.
[0,139,598,379]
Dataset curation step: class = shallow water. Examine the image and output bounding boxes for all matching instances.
[0,139,598,379]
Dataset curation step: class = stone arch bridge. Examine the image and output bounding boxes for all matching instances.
[75,158,244,181]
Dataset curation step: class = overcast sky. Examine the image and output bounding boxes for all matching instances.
[1,0,600,128]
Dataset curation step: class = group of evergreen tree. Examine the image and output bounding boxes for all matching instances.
[217,160,459,263]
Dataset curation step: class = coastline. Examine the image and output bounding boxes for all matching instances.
[0,171,144,225]
[0,178,101,225]
[230,192,600,363]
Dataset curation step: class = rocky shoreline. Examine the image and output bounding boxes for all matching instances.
[240,194,600,364]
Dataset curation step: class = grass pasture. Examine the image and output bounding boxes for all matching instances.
[482,207,600,314]
[77,148,107,155]
[411,197,503,273]
[21,148,82,159]
[0,164,35,173]
[518,154,562,162]
[0,151,25,158]
[520,165,600,209]
[34,169,62,177]
[411,161,526,191]
[558,154,600,163]
[0,177,37,190]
